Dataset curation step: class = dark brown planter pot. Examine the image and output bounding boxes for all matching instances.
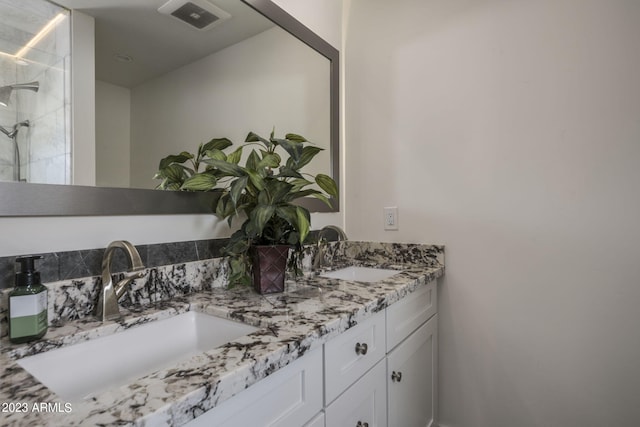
[251,245,290,294]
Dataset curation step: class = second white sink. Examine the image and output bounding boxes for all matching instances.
[17,311,258,401]
[320,266,402,283]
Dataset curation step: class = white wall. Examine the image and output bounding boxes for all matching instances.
[70,10,95,186]
[272,0,343,50]
[344,0,640,426]
[0,2,343,257]
[95,80,130,188]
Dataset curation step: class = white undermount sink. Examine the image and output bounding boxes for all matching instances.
[17,311,258,401]
[320,266,402,283]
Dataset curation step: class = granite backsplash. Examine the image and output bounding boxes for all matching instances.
[0,238,444,340]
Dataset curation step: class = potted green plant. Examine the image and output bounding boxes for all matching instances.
[154,129,338,293]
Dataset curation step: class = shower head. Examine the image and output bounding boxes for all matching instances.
[0,81,40,107]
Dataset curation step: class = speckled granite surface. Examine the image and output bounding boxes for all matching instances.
[0,241,444,426]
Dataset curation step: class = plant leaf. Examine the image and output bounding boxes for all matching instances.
[289,178,313,192]
[273,138,303,162]
[202,137,233,153]
[284,188,321,202]
[266,180,294,203]
[246,150,260,171]
[162,163,189,183]
[275,205,297,225]
[181,172,218,191]
[159,152,193,169]
[285,133,307,142]
[246,169,265,191]
[204,158,246,177]
[277,166,304,179]
[257,189,271,205]
[315,174,338,197]
[250,205,276,236]
[227,146,243,164]
[229,175,248,205]
[246,131,272,149]
[258,152,281,169]
[296,146,323,169]
[204,149,227,161]
[311,192,333,208]
[295,206,310,243]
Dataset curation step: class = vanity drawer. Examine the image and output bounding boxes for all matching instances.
[324,309,386,404]
[185,347,323,427]
[386,279,437,351]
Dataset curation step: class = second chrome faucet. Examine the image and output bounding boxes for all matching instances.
[314,225,348,270]
[95,240,146,321]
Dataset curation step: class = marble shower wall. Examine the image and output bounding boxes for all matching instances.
[0,58,16,181]
[0,0,71,184]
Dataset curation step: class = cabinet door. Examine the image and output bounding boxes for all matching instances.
[325,358,387,427]
[387,280,436,351]
[184,347,323,427]
[387,314,437,427]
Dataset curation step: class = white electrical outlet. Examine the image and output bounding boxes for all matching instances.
[384,206,398,230]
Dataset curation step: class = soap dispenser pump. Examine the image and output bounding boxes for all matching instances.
[9,255,48,343]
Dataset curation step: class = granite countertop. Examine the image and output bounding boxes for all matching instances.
[0,243,444,426]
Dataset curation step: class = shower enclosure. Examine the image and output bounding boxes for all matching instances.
[0,0,71,184]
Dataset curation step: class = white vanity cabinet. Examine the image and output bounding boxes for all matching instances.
[184,279,438,427]
[324,279,438,427]
[386,280,438,426]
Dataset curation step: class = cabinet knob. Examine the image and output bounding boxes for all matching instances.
[356,422,369,427]
[391,371,403,382]
[355,342,369,355]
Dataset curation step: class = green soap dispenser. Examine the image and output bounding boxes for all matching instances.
[9,255,48,344]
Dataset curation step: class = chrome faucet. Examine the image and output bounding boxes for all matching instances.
[318,225,348,242]
[314,225,348,270]
[95,240,146,321]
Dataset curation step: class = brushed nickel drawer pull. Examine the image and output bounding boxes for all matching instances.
[355,342,368,355]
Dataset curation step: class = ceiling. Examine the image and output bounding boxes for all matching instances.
[56,0,274,88]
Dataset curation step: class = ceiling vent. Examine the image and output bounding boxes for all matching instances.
[158,0,231,31]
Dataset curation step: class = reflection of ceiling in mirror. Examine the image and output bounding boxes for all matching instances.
[56,0,275,88]
[85,1,332,190]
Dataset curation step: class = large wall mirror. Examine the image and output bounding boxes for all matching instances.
[0,0,339,216]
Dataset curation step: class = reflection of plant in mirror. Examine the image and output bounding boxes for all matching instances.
[154,130,338,287]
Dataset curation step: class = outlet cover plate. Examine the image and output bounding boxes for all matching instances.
[384,206,398,230]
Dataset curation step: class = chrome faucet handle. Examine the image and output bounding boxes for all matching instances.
[114,270,145,300]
